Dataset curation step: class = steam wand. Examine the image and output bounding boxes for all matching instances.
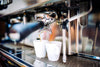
[63,1,92,24]
[62,0,92,56]
[92,21,99,54]
[61,0,100,62]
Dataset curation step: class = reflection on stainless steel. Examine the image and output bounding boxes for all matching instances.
[33,59,56,67]
[33,59,47,67]
[78,53,100,61]
[34,11,57,25]
[0,48,33,67]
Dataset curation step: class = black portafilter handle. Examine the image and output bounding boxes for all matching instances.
[10,21,44,42]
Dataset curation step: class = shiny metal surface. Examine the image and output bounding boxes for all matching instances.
[0,43,100,67]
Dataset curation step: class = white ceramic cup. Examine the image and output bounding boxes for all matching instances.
[33,40,48,58]
[46,41,62,61]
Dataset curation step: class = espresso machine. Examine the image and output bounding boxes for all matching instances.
[0,0,100,66]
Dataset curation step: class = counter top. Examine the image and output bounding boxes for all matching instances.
[0,43,100,67]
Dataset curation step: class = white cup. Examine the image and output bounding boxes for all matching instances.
[46,41,62,61]
[33,40,48,58]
